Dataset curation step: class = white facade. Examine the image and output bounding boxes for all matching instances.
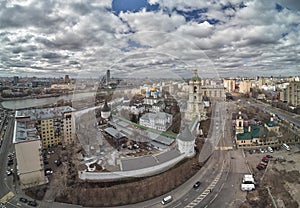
[185,69,205,121]
[139,112,172,131]
[176,127,196,158]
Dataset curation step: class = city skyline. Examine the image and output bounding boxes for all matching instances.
[0,0,299,78]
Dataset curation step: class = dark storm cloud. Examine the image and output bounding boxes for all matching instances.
[42,52,62,59]
[12,45,38,54]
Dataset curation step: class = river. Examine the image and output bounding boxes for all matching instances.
[1,92,96,110]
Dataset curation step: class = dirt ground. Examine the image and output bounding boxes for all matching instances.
[241,144,300,208]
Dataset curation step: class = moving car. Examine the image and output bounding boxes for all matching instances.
[193,181,201,189]
[6,170,12,176]
[161,195,173,205]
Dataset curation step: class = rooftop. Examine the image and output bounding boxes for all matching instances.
[16,106,75,120]
[266,121,278,127]
[237,125,266,140]
[120,149,182,171]
[13,120,40,144]
[177,127,195,142]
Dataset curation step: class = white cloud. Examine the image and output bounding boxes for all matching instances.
[0,0,299,77]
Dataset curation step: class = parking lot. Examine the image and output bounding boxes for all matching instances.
[242,143,300,208]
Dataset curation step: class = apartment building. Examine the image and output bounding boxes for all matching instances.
[223,79,236,92]
[15,106,75,147]
[13,118,46,188]
[239,80,252,94]
[280,81,300,107]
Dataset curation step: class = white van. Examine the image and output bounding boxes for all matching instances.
[267,146,273,153]
[241,184,255,191]
[282,143,290,151]
[161,195,173,205]
[243,174,255,184]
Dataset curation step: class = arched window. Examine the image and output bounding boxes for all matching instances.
[194,86,197,93]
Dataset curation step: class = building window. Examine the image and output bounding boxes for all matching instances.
[194,86,197,93]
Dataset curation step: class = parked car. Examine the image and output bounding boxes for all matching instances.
[282,143,290,151]
[19,197,28,203]
[55,160,62,166]
[260,161,268,167]
[267,146,273,153]
[256,165,264,170]
[266,155,273,158]
[257,163,266,169]
[193,181,201,189]
[28,200,37,207]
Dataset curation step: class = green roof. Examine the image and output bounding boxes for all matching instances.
[237,125,265,140]
[266,121,277,127]
[191,69,201,82]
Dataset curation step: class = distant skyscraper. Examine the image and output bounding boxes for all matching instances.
[106,70,110,85]
[64,75,70,84]
[13,76,19,85]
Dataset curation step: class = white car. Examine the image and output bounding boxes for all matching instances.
[267,146,273,153]
[282,143,290,151]
[6,170,13,176]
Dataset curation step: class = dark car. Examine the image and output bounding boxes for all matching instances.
[256,165,264,170]
[193,181,201,189]
[258,163,266,168]
[266,155,273,158]
[19,197,28,203]
[28,200,37,207]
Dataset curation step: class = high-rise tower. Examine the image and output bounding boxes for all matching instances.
[106,70,110,85]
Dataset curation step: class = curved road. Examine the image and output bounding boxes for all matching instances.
[1,100,252,208]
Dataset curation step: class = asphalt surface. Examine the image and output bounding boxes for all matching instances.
[0,115,14,200]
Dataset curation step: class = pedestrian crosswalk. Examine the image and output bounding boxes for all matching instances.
[215,146,233,150]
[185,163,224,208]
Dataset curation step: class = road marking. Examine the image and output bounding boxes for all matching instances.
[185,161,225,208]
[173,202,182,208]
[215,146,233,150]
[6,201,20,208]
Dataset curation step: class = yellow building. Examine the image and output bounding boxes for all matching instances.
[280,81,300,107]
[16,106,75,147]
[223,79,236,92]
[239,80,252,94]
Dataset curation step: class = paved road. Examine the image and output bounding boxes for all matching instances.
[0,115,14,200]
[247,98,300,128]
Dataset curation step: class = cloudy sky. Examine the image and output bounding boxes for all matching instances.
[0,0,299,79]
